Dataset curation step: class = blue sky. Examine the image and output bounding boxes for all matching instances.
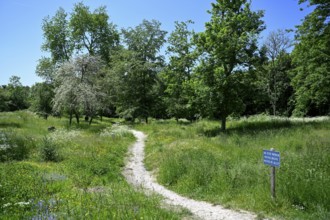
[0,0,312,86]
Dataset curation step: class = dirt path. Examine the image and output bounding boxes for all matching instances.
[123,130,256,220]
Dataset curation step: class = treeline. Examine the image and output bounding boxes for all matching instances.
[1,0,329,129]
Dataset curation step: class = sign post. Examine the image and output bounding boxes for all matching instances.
[263,148,280,199]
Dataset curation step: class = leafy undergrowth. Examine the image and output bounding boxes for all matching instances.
[135,116,330,220]
[0,111,187,219]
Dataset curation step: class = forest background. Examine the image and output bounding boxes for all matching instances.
[0,0,329,129]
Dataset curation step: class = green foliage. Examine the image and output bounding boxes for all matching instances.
[35,57,57,83]
[29,82,54,119]
[291,0,330,116]
[112,20,167,123]
[137,117,330,219]
[0,131,32,162]
[39,137,62,162]
[262,30,293,116]
[6,76,30,111]
[41,7,72,63]
[0,111,185,219]
[0,86,10,112]
[195,0,265,129]
[0,163,60,219]
[70,3,119,63]
[31,1,329,123]
[159,149,218,190]
[41,3,119,65]
[163,20,198,121]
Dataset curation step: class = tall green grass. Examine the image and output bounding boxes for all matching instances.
[0,111,187,219]
[135,116,330,219]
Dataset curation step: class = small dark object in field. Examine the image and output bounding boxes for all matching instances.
[48,126,56,132]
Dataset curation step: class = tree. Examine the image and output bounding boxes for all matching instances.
[196,0,264,130]
[36,57,57,83]
[30,82,54,119]
[41,7,73,63]
[263,29,293,116]
[70,3,119,63]
[7,76,30,111]
[116,20,167,123]
[0,85,10,112]
[37,3,119,85]
[163,20,197,121]
[53,55,104,125]
[291,0,330,116]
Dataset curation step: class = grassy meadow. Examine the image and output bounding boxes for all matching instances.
[135,115,330,220]
[0,111,187,219]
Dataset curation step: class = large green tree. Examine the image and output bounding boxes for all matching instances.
[115,20,167,123]
[291,0,330,116]
[6,76,30,111]
[41,8,73,63]
[37,8,73,83]
[29,82,54,119]
[163,20,197,121]
[196,0,264,130]
[37,3,119,82]
[70,3,119,63]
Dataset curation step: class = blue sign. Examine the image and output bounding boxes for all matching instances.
[263,150,280,167]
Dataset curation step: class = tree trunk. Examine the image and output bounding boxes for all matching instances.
[75,113,80,124]
[221,117,226,131]
[145,117,148,124]
[69,113,72,126]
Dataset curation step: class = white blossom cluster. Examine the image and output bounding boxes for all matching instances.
[48,129,81,143]
[2,201,31,208]
[100,124,131,138]
[0,132,11,151]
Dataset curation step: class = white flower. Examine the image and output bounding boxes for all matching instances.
[16,201,30,207]
[0,144,10,150]
[100,125,131,137]
[3,203,11,208]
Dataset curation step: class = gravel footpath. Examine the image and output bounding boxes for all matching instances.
[123,130,256,220]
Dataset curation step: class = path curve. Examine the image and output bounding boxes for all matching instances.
[123,130,256,220]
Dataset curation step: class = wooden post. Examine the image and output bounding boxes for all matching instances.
[270,148,276,199]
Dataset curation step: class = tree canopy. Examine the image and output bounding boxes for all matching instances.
[291,0,330,116]
[2,1,329,126]
[195,0,265,130]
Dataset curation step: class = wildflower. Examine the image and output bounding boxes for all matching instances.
[16,201,31,207]
[292,204,305,210]
[3,203,11,208]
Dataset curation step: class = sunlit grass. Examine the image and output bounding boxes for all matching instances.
[0,111,187,219]
[135,116,330,219]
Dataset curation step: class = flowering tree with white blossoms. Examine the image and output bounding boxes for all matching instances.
[53,55,104,125]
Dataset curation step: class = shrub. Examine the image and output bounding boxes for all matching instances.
[39,137,62,162]
[0,131,31,162]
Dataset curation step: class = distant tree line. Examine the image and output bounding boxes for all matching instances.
[1,0,329,130]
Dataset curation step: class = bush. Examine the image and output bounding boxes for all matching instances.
[39,137,62,162]
[0,131,31,162]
